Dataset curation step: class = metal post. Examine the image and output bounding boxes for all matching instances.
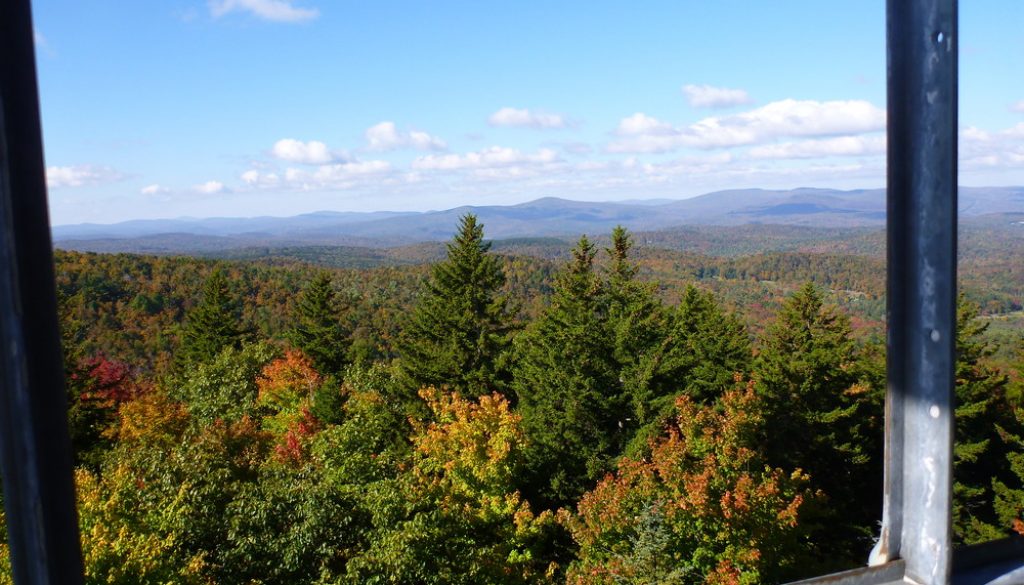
[0,0,86,583]
[870,0,958,583]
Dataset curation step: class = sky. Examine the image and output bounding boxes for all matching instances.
[31,0,1024,225]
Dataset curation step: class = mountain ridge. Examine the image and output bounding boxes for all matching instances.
[53,186,1024,251]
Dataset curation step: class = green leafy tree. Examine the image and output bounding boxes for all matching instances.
[347,389,557,584]
[513,235,624,509]
[171,342,278,425]
[953,295,1014,544]
[288,272,351,376]
[397,214,515,398]
[754,282,879,565]
[177,268,247,369]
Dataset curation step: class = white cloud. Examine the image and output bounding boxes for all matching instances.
[208,0,319,22]
[194,180,227,194]
[46,165,124,189]
[960,123,1024,171]
[1004,122,1024,139]
[412,146,560,171]
[609,99,887,153]
[616,113,673,136]
[241,170,281,186]
[365,122,447,151]
[140,184,169,195]
[682,84,753,108]
[487,107,568,129]
[271,139,343,164]
[1012,101,1024,113]
[276,160,393,189]
[749,135,886,159]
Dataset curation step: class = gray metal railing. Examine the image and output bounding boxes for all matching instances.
[0,1,85,583]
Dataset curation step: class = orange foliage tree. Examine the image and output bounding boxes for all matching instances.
[256,349,326,463]
[562,378,817,585]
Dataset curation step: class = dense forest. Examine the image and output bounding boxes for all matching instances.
[2,214,1023,584]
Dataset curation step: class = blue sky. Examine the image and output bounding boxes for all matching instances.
[32,0,1024,225]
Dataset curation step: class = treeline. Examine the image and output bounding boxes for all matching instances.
[0,215,1021,584]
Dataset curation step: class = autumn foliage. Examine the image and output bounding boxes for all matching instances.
[563,379,815,584]
[0,217,1019,583]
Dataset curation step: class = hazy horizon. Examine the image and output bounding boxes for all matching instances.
[33,0,1024,225]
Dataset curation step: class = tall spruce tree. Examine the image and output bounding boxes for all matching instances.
[602,230,749,444]
[623,285,753,457]
[177,268,246,369]
[953,295,1015,544]
[604,227,671,431]
[288,272,350,376]
[513,235,624,509]
[754,282,878,565]
[673,285,752,403]
[397,214,514,398]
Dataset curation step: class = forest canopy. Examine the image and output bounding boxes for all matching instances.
[2,214,1022,584]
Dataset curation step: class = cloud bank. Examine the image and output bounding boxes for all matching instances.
[610,99,886,153]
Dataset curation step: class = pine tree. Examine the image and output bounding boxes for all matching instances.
[953,295,1014,544]
[288,272,350,376]
[177,268,246,368]
[754,282,878,564]
[513,235,624,509]
[397,214,514,398]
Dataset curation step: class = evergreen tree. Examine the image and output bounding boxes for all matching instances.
[603,227,671,432]
[953,295,1014,544]
[397,214,514,398]
[754,282,878,565]
[177,268,246,368]
[624,285,752,456]
[672,285,751,403]
[992,356,1024,541]
[513,235,624,509]
[288,271,350,376]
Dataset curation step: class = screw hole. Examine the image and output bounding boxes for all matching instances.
[936,31,945,43]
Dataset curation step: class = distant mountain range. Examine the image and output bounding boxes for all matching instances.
[53,186,1024,253]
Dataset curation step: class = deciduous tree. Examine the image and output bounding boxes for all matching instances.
[564,379,815,584]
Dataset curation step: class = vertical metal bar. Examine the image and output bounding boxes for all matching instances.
[0,0,86,583]
[871,0,958,583]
